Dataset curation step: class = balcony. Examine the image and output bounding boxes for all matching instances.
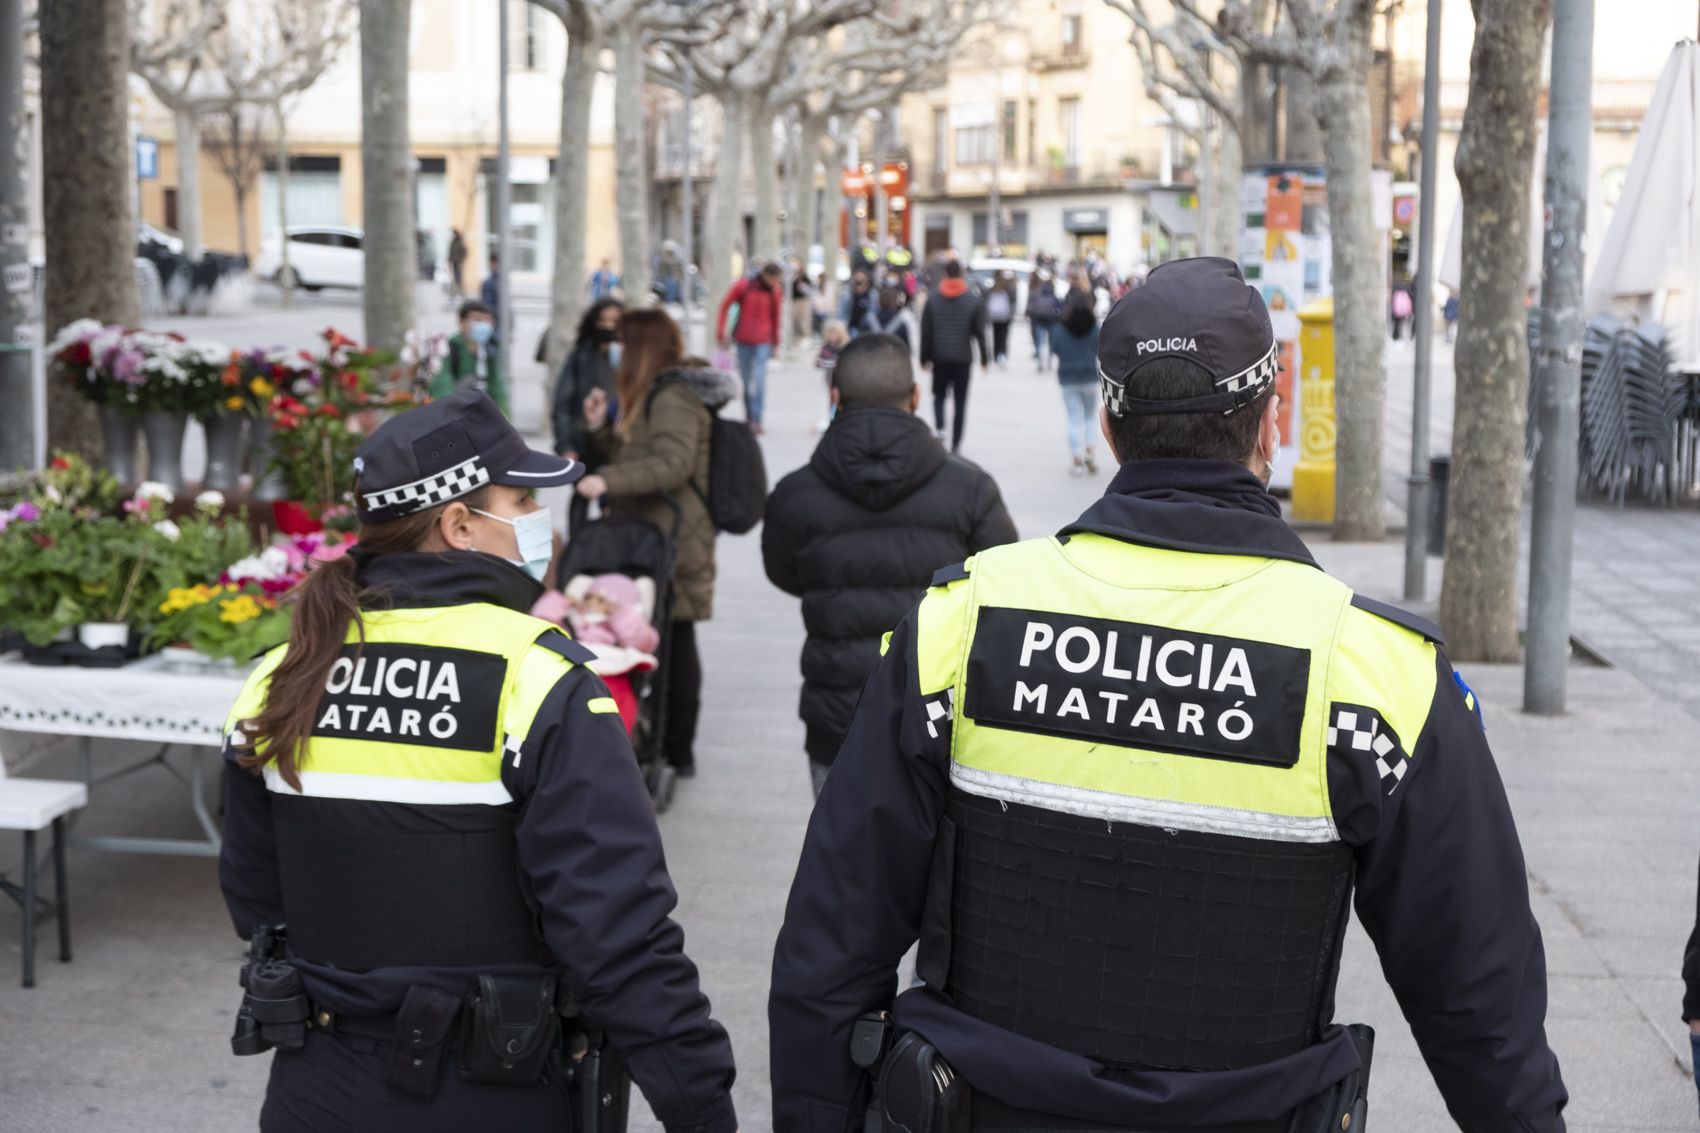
[1031,45,1089,73]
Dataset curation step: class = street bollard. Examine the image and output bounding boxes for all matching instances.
[1292,299,1336,524]
[1427,455,1450,556]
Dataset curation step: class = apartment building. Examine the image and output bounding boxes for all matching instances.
[136,0,618,284]
[900,0,1192,273]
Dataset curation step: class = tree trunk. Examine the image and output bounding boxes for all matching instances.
[749,96,777,267]
[232,183,250,260]
[1284,65,1324,164]
[705,89,746,320]
[546,7,595,375]
[276,102,295,309]
[1210,125,1242,259]
[795,113,825,261]
[174,106,204,259]
[611,21,650,301]
[359,0,415,355]
[40,0,136,459]
[1239,60,1271,167]
[1315,39,1385,542]
[1438,0,1552,661]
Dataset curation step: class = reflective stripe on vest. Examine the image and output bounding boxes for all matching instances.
[923,535,1355,843]
[227,604,561,805]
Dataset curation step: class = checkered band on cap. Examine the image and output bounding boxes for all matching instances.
[1099,338,1279,418]
[360,456,492,520]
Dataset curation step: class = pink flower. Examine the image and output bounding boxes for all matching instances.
[12,502,39,522]
[112,349,145,386]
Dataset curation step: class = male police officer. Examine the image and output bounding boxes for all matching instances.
[769,258,1568,1132]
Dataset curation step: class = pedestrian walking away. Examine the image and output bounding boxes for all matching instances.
[716,261,785,433]
[579,310,733,779]
[447,228,467,298]
[861,284,912,350]
[770,256,1567,1133]
[790,259,815,347]
[1027,269,1062,368]
[763,333,1017,797]
[986,269,1017,365]
[918,260,989,453]
[218,390,737,1133]
[552,298,623,464]
[1049,289,1101,476]
[432,300,508,415]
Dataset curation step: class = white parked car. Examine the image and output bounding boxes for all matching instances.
[254,225,365,291]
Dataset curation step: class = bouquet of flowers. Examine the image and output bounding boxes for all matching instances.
[222,347,318,417]
[152,583,288,662]
[266,328,417,513]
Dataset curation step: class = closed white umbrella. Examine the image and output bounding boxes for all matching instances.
[1585,39,1700,372]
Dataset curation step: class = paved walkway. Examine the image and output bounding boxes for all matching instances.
[2,312,1697,1129]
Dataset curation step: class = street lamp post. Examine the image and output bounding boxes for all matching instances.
[668,0,697,350]
[495,0,513,364]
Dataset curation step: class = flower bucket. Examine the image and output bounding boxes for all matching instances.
[201,413,248,491]
[272,500,324,536]
[141,410,189,494]
[77,622,130,650]
[98,405,140,485]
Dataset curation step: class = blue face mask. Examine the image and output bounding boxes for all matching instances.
[468,321,495,346]
[608,342,623,368]
[472,507,554,581]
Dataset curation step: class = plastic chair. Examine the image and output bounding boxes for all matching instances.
[0,757,85,986]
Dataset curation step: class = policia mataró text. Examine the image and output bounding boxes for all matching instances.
[218,390,737,1132]
[770,258,1569,1133]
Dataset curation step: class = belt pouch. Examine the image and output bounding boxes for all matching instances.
[869,1032,971,1133]
[245,960,309,1051]
[384,985,462,1101]
[1285,1025,1374,1133]
[458,974,561,1086]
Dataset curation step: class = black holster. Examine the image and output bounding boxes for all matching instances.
[384,984,462,1101]
[1286,1025,1374,1133]
[457,974,562,1087]
[232,924,308,1056]
[865,1030,971,1133]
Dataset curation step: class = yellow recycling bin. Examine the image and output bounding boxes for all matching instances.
[1292,298,1336,524]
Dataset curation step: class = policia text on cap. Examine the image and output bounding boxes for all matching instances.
[770,258,1568,1133]
[218,390,737,1131]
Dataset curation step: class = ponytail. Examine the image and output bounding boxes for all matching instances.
[241,488,489,790]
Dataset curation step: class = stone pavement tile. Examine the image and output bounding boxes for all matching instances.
[1547,1016,1698,1127]
[0,1083,268,1133]
[0,1015,269,1097]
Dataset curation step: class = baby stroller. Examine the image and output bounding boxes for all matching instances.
[554,503,680,811]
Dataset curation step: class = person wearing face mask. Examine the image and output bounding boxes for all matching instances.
[217,389,739,1133]
[770,258,1567,1133]
[551,298,623,462]
[433,300,509,416]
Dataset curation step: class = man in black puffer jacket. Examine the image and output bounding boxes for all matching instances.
[763,334,1017,796]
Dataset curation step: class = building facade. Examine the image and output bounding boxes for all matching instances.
[899,0,1196,274]
[135,0,619,286]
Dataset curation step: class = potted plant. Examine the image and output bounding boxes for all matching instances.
[266,328,416,532]
[152,582,288,670]
[0,454,125,654]
[71,483,183,655]
[241,347,319,501]
[48,320,140,483]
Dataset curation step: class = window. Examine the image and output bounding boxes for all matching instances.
[524,4,544,70]
[1061,14,1082,55]
[1001,100,1017,163]
[292,231,333,246]
[932,107,949,175]
[952,102,996,167]
[1060,97,1081,168]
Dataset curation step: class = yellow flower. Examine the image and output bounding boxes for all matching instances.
[218,594,262,624]
[250,377,276,398]
[225,395,245,411]
[159,585,218,613]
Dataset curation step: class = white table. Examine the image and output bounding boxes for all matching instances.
[0,653,248,857]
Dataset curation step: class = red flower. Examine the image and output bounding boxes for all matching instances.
[318,404,343,419]
[336,369,361,392]
[67,343,91,366]
[323,328,357,351]
[31,533,52,548]
[49,456,70,471]
[272,415,298,431]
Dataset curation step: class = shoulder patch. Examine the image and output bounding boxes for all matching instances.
[535,629,597,666]
[1350,594,1444,645]
[1453,670,1486,731]
[931,561,971,587]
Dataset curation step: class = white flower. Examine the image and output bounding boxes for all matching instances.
[47,318,103,354]
[153,519,181,541]
[43,484,62,504]
[226,545,292,583]
[195,490,225,512]
[135,481,174,504]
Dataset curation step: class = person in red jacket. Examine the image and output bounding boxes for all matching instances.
[717,261,785,433]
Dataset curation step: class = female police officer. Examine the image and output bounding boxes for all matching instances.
[218,390,738,1132]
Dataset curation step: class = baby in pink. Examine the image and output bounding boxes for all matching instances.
[553,573,659,654]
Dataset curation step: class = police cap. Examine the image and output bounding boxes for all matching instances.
[1097,256,1277,418]
[353,389,584,524]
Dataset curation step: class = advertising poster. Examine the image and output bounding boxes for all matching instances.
[1241,170,1323,488]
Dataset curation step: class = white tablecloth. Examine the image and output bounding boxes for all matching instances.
[0,653,251,856]
[0,653,248,748]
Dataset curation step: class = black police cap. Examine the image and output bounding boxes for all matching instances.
[1097,256,1277,418]
[352,389,584,524]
